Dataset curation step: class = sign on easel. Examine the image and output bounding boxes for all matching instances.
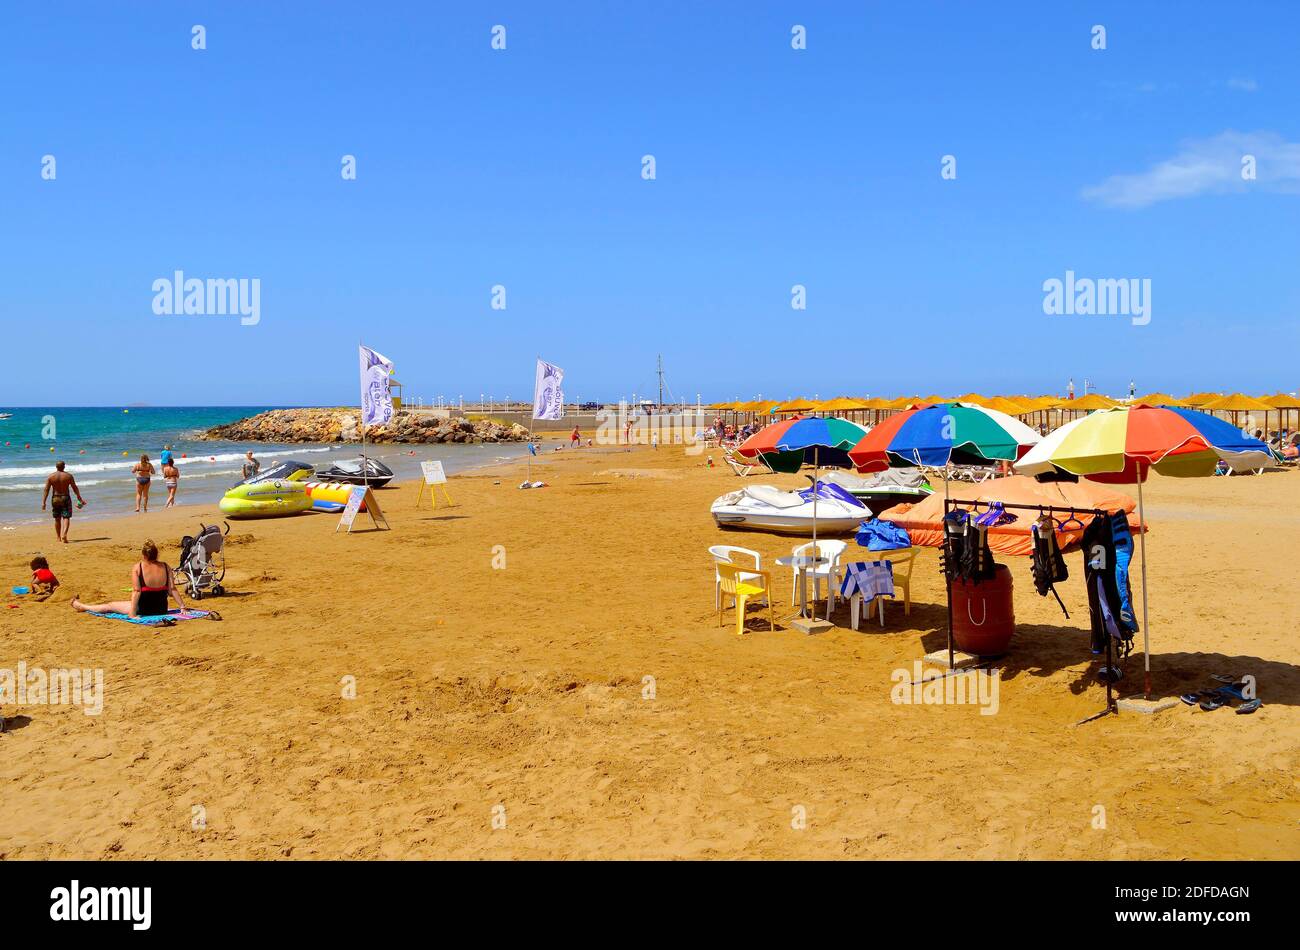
[337,484,391,532]
[415,460,454,509]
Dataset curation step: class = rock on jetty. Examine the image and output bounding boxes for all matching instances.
[200,408,530,444]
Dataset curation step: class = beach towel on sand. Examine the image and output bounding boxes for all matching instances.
[86,608,210,626]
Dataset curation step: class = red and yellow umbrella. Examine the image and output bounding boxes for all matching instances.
[1016,405,1273,697]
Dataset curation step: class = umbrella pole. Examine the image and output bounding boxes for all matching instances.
[1137,473,1152,699]
[945,468,954,670]
[811,446,819,547]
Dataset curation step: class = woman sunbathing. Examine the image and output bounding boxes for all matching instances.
[71,539,188,618]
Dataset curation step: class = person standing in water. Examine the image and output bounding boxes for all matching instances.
[131,453,155,512]
[162,456,180,508]
[41,460,85,543]
[242,450,260,481]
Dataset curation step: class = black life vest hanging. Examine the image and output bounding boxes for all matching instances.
[1030,514,1069,617]
[941,509,968,581]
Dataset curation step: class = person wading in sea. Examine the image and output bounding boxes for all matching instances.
[41,460,86,544]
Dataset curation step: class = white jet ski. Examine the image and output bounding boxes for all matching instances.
[710,481,869,535]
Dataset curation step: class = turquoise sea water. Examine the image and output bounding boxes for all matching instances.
[0,407,529,525]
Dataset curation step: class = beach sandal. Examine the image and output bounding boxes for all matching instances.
[1183,678,1248,706]
[206,610,222,621]
[1197,682,1249,711]
[156,618,177,628]
[1235,699,1262,715]
[1213,682,1249,702]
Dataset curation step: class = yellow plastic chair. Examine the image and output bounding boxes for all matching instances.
[716,562,775,636]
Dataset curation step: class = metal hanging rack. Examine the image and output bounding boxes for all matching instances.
[941,498,1123,722]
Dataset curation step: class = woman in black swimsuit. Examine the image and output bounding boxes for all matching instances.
[71,539,188,618]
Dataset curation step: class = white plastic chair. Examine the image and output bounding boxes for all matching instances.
[709,545,769,611]
[790,540,847,618]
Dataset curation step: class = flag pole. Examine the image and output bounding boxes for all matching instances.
[360,340,370,491]
[528,356,537,483]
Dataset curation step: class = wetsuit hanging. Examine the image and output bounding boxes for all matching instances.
[1107,510,1139,631]
[1082,513,1137,658]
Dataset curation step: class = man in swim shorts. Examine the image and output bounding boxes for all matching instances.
[42,460,85,543]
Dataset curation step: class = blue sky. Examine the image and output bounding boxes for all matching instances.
[3,1,1298,406]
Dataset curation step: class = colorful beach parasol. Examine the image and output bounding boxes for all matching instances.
[737,416,868,474]
[736,416,870,543]
[847,402,1040,473]
[1016,405,1274,482]
[1016,405,1273,697]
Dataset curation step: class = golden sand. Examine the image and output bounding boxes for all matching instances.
[2,444,1297,859]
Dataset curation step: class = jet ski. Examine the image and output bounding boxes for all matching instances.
[711,481,868,535]
[313,456,395,488]
[809,469,933,516]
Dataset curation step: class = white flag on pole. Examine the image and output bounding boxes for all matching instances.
[532,359,565,421]
[360,344,395,427]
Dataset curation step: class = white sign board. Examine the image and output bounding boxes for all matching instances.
[338,485,366,529]
[421,460,447,484]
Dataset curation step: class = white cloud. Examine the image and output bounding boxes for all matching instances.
[1227,77,1259,92]
[1081,130,1300,208]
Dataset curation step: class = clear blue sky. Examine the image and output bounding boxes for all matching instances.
[3,1,1298,406]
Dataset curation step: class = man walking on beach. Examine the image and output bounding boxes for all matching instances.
[41,460,85,543]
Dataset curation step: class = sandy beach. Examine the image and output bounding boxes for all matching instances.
[2,443,1297,860]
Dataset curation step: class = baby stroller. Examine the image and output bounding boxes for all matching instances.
[178,521,229,600]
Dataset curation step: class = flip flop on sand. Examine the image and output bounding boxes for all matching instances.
[1196,682,1252,711]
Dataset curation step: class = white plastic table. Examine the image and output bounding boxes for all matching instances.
[775,554,828,621]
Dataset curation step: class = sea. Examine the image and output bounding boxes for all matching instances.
[0,406,531,526]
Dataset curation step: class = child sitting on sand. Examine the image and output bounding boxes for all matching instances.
[30,556,59,601]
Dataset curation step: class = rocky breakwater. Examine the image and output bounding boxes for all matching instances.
[200,408,530,444]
